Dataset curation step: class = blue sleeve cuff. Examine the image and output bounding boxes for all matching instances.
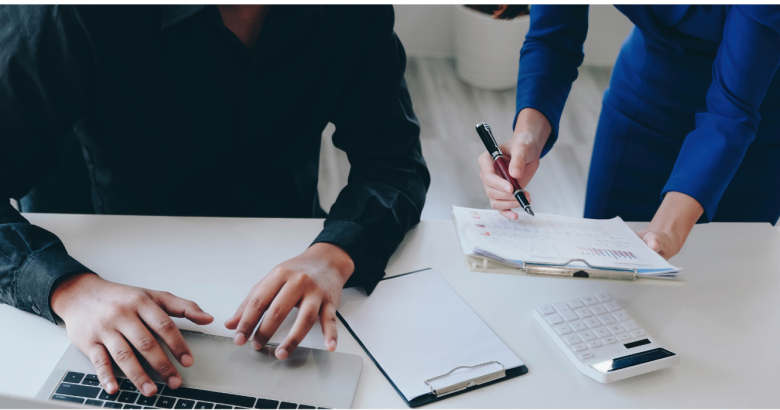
[16,249,93,323]
[312,221,386,295]
[662,112,756,222]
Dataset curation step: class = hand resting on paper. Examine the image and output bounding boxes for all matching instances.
[225,242,354,360]
[635,191,703,260]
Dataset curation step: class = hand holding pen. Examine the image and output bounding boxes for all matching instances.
[475,109,551,219]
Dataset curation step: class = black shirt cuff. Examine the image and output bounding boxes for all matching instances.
[16,249,93,323]
[312,221,386,295]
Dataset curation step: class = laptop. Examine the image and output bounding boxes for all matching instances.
[34,330,363,409]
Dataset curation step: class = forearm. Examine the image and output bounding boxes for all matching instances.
[314,160,428,293]
[0,201,93,322]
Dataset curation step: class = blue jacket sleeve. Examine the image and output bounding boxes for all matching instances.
[515,5,589,157]
[0,5,96,323]
[662,6,780,221]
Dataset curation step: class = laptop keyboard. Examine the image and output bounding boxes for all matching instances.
[50,371,327,409]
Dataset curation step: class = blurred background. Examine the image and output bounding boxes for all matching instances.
[318,5,634,220]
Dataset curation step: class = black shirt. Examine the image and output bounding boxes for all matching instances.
[0,5,430,323]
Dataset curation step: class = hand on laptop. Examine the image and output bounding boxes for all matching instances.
[225,243,354,360]
[51,273,214,397]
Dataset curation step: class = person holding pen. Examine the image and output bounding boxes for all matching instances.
[478,5,780,260]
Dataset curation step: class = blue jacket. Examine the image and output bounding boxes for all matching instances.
[516,5,780,221]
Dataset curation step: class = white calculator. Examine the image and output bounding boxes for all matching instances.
[533,292,679,383]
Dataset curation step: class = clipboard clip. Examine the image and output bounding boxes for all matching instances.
[424,361,506,398]
[523,258,638,280]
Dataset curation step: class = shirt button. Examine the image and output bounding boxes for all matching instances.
[32,305,41,314]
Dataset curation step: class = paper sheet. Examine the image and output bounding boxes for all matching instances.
[337,269,524,401]
[452,206,680,277]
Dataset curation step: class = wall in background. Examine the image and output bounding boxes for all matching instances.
[394,5,634,67]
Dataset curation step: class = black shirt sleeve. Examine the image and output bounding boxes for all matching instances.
[312,6,431,294]
[0,5,96,323]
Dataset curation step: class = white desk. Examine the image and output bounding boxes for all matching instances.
[2,214,779,407]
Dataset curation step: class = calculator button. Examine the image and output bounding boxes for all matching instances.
[588,340,602,348]
[564,335,582,345]
[607,324,625,334]
[598,314,616,325]
[617,333,632,341]
[581,296,598,306]
[570,321,588,332]
[578,331,596,341]
[546,314,564,325]
[631,329,646,338]
[595,293,612,302]
[575,308,592,318]
[579,353,594,359]
[603,337,618,344]
[613,311,630,321]
[555,324,573,335]
[553,303,579,321]
[593,328,611,338]
[584,318,601,328]
[571,343,588,352]
[603,301,621,312]
[538,305,556,315]
[623,320,639,331]
[567,299,585,309]
[590,305,607,315]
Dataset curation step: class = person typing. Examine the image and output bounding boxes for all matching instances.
[0,5,429,399]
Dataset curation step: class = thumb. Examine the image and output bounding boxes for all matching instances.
[507,142,530,180]
[643,232,663,254]
[154,291,214,325]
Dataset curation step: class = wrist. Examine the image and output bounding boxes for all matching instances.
[513,108,551,157]
[648,191,703,244]
[306,243,355,283]
[51,272,101,319]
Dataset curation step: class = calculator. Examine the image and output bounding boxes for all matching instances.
[533,292,679,383]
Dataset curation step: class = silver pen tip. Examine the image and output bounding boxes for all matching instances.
[525,207,535,217]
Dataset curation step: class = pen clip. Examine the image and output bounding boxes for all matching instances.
[475,122,502,160]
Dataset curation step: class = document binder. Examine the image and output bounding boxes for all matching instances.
[337,269,528,407]
[451,207,684,282]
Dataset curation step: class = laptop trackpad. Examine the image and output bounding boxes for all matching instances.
[153,330,362,408]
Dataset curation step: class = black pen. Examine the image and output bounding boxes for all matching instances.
[475,122,534,217]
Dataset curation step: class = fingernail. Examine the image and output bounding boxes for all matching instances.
[204,312,213,318]
[505,185,512,193]
[252,340,262,350]
[234,332,246,345]
[168,376,181,389]
[142,382,156,397]
[276,347,288,360]
[329,340,337,350]
[181,354,194,367]
[106,382,117,393]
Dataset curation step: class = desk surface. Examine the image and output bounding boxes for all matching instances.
[1,214,779,408]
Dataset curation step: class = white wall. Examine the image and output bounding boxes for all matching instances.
[394,5,634,67]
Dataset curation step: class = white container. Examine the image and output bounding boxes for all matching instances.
[454,5,530,91]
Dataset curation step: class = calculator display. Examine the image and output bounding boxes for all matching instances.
[590,348,676,373]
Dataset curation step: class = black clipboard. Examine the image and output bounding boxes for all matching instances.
[336,268,529,408]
